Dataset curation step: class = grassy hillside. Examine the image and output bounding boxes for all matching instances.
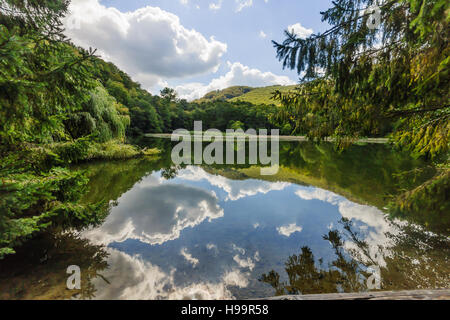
[230,85,298,106]
[195,85,299,106]
[195,86,254,103]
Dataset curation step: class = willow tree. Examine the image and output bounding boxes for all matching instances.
[273,0,449,225]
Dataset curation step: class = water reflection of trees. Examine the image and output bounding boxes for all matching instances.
[199,140,443,234]
[0,232,109,300]
[260,218,450,296]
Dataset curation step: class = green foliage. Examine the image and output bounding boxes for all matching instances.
[0,0,97,148]
[85,140,143,161]
[82,56,289,136]
[273,0,449,158]
[0,164,107,259]
[390,169,450,234]
[51,139,150,163]
[281,123,293,135]
[160,87,178,102]
[0,0,129,258]
[229,120,245,131]
[187,101,279,131]
[272,0,449,220]
[85,85,130,142]
[51,137,91,163]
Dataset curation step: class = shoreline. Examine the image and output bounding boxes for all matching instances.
[145,133,389,144]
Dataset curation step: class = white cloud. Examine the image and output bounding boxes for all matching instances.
[232,243,246,255]
[177,166,290,201]
[181,248,200,267]
[64,0,227,90]
[222,270,249,288]
[287,22,313,39]
[206,243,219,255]
[231,245,260,271]
[236,0,253,12]
[90,248,248,300]
[209,0,223,11]
[175,61,296,101]
[233,255,255,270]
[277,223,303,237]
[259,30,267,38]
[295,188,342,206]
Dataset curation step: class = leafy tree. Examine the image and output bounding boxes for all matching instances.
[160,87,177,102]
[64,85,130,142]
[229,120,245,131]
[273,0,449,157]
[281,123,292,135]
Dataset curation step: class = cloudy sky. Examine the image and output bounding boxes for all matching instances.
[64,0,332,100]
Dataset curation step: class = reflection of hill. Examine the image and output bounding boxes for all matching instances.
[204,142,431,210]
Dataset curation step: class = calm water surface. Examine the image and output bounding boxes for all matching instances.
[1,139,448,299]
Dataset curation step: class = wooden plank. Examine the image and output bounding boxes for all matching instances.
[262,289,450,300]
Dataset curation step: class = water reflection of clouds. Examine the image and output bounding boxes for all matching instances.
[277,223,303,237]
[90,248,249,300]
[180,248,199,267]
[83,174,224,246]
[177,166,290,201]
[85,167,408,299]
[295,186,400,266]
[295,188,343,205]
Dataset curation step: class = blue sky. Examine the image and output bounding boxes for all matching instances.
[64,0,333,100]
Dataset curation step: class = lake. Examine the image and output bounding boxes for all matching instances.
[0,138,448,299]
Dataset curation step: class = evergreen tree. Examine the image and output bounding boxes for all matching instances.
[273,0,449,157]
[0,0,98,149]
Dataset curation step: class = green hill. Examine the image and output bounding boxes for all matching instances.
[230,85,298,106]
[195,86,254,103]
[194,85,298,106]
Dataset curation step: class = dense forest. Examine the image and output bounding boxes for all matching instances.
[87,59,283,136]
[0,0,448,258]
